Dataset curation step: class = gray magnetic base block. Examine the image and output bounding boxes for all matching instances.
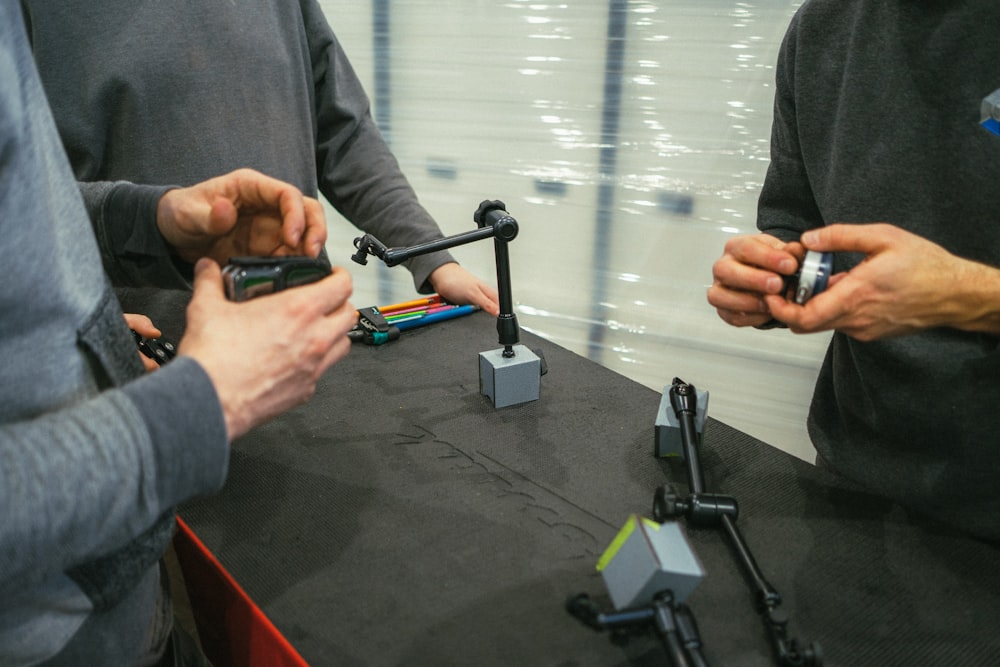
[654,387,709,458]
[479,345,541,408]
[598,515,704,610]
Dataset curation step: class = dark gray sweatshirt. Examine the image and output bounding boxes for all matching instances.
[759,0,1000,540]
[22,0,456,291]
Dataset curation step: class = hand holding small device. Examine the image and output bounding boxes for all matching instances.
[124,313,175,370]
[181,257,355,440]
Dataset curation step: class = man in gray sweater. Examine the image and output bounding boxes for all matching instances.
[708,0,1000,541]
[0,2,357,663]
[21,0,500,315]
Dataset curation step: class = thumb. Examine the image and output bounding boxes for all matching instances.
[192,257,226,301]
[208,196,238,235]
[802,223,891,255]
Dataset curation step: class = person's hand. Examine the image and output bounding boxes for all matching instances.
[177,258,355,440]
[155,168,327,265]
[428,262,501,316]
[765,223,1000,341]
[708,233,802,328]
[124,313,161,372]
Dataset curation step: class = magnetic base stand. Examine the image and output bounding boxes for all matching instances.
[654,386,709,458]
[352,200,544,411]
[479,344,541,408]
[653,378,822,667]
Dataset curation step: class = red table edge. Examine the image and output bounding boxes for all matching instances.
[173,516,310,667]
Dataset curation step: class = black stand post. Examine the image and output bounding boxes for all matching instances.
[653,378,822,667]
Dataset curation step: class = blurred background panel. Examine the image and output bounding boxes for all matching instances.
[321,0,828,462]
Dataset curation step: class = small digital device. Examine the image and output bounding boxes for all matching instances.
[787,250,833,305]
[132,330,176,366]
[222,256,331,302]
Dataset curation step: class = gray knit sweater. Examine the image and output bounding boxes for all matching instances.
[22,0,456,292]
[1,3,228,663]
[759,0,1000,540]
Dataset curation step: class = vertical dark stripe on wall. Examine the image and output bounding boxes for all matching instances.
[372,0,392,144]
[587,0,627,362]
[372,0,394,303]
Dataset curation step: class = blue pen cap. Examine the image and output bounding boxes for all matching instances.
[981,88,1000,136]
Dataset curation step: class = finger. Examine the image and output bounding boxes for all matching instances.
[763,295,807,330]
[191,257,226,303]
[284,265,354,315]
[827,273,848,289]
[481,289,501,316]
[242,215,285,256]
[783,240,807,263]
[123,313,161,338]
[299,198,328,258]
[224,169,306,248]
[706,282,769,314]
[801,223,894,255]
[208,197,238,236]
[713,257,787,296]
[765,292,844,333]
[139,352,160,373]
[316,333,353,377]
[715,307,774,328]
[330,301,359,338]
[726,235,799,275]
[450,281,500,315]
[295,301,356,379]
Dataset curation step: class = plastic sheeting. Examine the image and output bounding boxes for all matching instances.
[320,0,826,461]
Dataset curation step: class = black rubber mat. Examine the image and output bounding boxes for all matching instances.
[131,289,1000,666]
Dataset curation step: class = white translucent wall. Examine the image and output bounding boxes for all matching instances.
[320,0,829,462]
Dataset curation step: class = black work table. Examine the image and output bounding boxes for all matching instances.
[128,288,1000,667]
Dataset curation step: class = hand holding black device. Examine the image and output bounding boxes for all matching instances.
[132,330,176,366]
[222,256,331,302]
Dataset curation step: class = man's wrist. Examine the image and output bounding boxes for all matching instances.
[952,259,1000,335]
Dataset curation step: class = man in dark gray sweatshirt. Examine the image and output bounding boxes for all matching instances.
[21,0,500,315]
[0,1,357,663]
[708,0,1000,541]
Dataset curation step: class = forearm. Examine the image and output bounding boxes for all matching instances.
[80,181,191,288]
[948,258,1000,335]
[306,2,454,291]
[0,358,227,596]
[319,117,455,291]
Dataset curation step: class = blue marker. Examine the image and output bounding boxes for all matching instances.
[395,304,479,331]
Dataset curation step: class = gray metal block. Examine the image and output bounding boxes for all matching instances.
[654,387,709,458]
[597,515,705,610]
[479,345,541,408]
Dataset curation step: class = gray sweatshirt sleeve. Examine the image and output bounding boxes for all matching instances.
[0,357,228,599]
[81,181,193,289]
[303,0,457,292]
[756,11,823,244]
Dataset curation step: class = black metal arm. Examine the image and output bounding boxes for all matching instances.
[653,378,822,667]
[352,200,521,357]
[567,592,710,667]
